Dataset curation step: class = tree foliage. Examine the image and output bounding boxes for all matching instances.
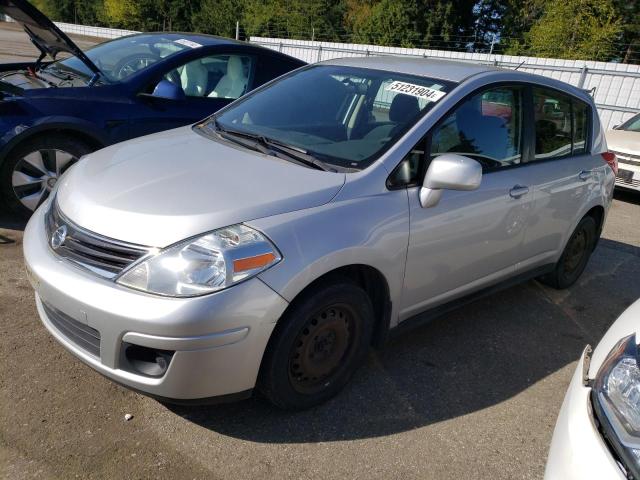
[508,0,623,60]
[23,0,639,62]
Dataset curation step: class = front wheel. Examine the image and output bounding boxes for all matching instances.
[259,280,373,410]
[538,216,597,289]
[0,135,93,217]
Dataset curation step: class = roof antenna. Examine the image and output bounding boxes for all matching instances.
[514,61,526,71]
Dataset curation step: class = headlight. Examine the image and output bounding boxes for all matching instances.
[116,224,281,297]
[592,334,640,478]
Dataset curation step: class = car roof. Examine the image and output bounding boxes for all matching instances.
[321,56,506,83]
[127,32,254,48]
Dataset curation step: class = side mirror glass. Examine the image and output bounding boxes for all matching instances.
[419,154,482,208]
[140,79,186,101]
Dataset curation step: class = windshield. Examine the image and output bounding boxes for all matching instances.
[46,34,192,83]
[201,65,454,170]
[618,113,640,132]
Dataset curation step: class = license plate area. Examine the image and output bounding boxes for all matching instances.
[617,169,634,183]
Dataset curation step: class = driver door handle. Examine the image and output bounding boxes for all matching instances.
[579,170,595,181]
[509,185,530,199]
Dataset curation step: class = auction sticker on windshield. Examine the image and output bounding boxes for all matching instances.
[175,38,203,49]
[385,81,446,102]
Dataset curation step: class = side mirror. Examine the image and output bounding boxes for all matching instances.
[419,154,482,208]
[139,79,186,101]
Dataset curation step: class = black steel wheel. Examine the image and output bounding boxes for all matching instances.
[259,279,373,410]
[539,215,597,289]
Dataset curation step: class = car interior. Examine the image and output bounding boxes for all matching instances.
[166,54,252,99]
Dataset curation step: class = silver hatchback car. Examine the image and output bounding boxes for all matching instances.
[23,57,616,409]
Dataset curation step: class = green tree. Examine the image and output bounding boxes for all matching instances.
[515,0,623,60]
[192,0,242,37]
[241,0,344,40]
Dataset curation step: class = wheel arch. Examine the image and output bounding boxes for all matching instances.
[0,121,107,165]
[272,264,393,349]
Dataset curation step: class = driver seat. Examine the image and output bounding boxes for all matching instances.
[209,56,248,99]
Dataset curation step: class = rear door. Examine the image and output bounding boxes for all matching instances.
[516,87,601,270]
[399,84,535,320]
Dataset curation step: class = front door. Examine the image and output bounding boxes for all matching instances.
[400,84,534,320]
[131,53,255,138]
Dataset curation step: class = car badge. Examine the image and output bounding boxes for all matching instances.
[51,225,67,250]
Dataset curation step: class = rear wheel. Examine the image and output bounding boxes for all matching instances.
[0,135,93,217]
[259,279,373,410]
[539,216,597,289]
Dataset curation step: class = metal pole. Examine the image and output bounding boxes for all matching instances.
[235,21,239,40]
[578,66,588,88]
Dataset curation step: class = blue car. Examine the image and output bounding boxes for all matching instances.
[0,0,304,215]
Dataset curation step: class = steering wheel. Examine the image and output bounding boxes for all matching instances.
[113,54,159,80]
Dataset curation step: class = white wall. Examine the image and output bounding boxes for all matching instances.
[252,37,640,130]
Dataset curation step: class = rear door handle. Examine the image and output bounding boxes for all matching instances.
[509,185,529,198]
[579,170,595,181]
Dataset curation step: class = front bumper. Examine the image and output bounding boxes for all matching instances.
[544,348,625,480]
[23,205,289,401]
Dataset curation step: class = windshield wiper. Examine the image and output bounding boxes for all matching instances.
[212,120,336,172]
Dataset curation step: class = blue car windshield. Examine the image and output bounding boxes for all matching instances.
[46,34,193,83]
[203,65,453,170]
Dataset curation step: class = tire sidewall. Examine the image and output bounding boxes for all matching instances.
[556,216,597,288]
[0,135,93,216]
[260,281,374,410]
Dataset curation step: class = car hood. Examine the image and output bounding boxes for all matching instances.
[0,0,100,76]
[606,129,640,156]
[589,298,640,377]
[56,126,346,247]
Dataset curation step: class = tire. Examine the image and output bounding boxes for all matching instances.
[538,216,597,290]
[0,134,93,217]
[258,279,374,410]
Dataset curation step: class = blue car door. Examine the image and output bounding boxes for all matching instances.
[130,53,257,138]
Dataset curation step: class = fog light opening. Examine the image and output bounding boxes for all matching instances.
[122,343,175,378]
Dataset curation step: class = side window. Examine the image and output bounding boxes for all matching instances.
[533,88,572,160]
[164,54,254,99]
[573,100,589,155]
[430,85,524,171]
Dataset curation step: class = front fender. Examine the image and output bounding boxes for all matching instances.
[251,188,409,329]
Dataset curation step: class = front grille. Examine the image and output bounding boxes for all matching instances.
[42,301,101,357]
[45,202,152,278]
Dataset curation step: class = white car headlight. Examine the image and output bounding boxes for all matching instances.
[116,224,281,297]
[592,334,640,478]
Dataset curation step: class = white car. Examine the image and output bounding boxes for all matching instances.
[545,298,640,479]
[607,113,640,192]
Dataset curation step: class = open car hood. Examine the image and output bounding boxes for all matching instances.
[0,0,101,77]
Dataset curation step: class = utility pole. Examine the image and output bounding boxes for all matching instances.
[235,21,239,40]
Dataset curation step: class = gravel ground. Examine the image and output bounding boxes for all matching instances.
[1,22,640,480]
